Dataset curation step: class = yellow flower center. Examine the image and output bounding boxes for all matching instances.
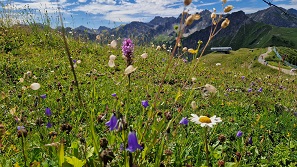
[199,116,211,123]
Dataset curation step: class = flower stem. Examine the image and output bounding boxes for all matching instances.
[204,128,210,167]
[21,137,27,167]
[58,7,83,105]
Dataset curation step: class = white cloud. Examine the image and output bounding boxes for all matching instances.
[78,0,87,2]
[72,0,191,23]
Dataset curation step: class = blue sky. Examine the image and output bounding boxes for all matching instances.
[2,0,296,29]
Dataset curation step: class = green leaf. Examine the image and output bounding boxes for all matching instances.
[65,156,86,167]
[225,162,237,167]
[58,143,64,167]
[86,147,95,159]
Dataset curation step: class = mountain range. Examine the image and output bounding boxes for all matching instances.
[62,6,297,52]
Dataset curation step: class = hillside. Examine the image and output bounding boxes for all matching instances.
[1,15,297,167]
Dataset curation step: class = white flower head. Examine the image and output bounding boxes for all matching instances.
[109,55,117,61]
[124,65,137,75]
[156,46,161,50]
[204,84,217,93]
[109,40,117,49]
[108,60,115,68]
[30,83,41,90]
[190,114,222,128]
[19,78,24,83]
[141,53,148,59]
[216,63,221,66]
[191,101,197,110]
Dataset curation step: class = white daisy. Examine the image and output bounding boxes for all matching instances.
[190,114,222,128]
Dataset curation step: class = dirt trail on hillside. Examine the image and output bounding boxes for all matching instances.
[258,47,296,76]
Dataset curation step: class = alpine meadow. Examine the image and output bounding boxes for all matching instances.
[1,0,297,167]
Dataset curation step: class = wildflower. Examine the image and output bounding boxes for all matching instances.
[162,44,166,50]
[224,5,234,13]
[46,122,52,128]
[191,101,197,110]
[211,12,216,19]
[17,126,25,130]
[73,59,77,64]
[40,94,47,99]
[109,40,117,49]
[105,113,118,131]
[185,15,195,26]
[184,0,192,6]
[108,55,117,68]
[241,76,245,80]
[247,137,253,145]
[45,107,52,116]
[111,93,117,97]
[96,35,101,41]
[190,114,222,128]
[218,134,226,143]
[182,47,188,52]
[236,130,243,137]
[122,38,134,58]
[221,18,230,28]
[109,55,116,61]
[17,126,27,138]
[156,46,161,50]
[141,53,148,59]
[179,117,189,125]
[30,83,41,90]
[77,60,81,64]
[204,84,217,93]
[188,48,198,54]
[100,137,108,149]
[248,88,252,92]
[258,87,263,92]
[124,65,137,75]
[216,63,221,66]
[19,78,24,83]
[141,100,149,108]
[126,131,143,152]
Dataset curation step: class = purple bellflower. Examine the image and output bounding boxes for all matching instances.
[45,107,52,116]
[179,117,189,125]
[236,130,243,137]
[105,113,118,131]
[40,94,47,99]
[46,122,52,128]
[126,131,143,152]
[17,126,25,130]
[258,87,263,92]
[248,137,253,145]
[141,100,149,108]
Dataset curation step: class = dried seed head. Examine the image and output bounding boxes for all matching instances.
[17,128,28,138]
[100,137,108,149]
[224,5,234,13]
[184,0,192,6]
[185,15,195,26]
[221,18,230,28]
[222,0,227,4]
[211,12,216,19]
